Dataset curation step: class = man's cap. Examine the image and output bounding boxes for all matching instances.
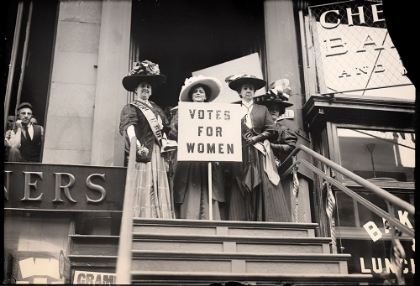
[17,102,33,111]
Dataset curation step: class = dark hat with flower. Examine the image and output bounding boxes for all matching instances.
[179,75,222,102]
[225,74,266,92]
[122,60,166,92]
[255,79,293,107]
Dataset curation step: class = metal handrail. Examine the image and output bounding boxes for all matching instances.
[279,144,414,284]
[116,137,137,284]
[279,144,415,215]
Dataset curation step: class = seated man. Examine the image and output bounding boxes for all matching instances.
[6,102,44,162]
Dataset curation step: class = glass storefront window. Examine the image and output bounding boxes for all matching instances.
[335,190,414,237]
[335,191,356,227]
[356,192,414,230]
[337,128,415,182]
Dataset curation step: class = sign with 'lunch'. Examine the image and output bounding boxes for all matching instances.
[178,102,242,162]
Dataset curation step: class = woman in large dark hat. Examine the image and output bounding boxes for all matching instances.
[225,74,291,222]
[168,75,226,220]
[119,60,174,218]
[256,79,297,165]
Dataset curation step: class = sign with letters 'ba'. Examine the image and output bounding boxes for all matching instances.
[177,102,242,162]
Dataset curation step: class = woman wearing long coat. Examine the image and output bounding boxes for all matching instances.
[119,60,174,219]
[256,80,297,165]
[225,74,291,222]
[168,75,226,220]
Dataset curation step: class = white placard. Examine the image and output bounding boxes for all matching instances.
[177,102,242,162]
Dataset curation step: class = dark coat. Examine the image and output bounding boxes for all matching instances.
[119,101,169,163]
[271,122,297,164]
[19,125,43,162]
[248,104,277,136]
[173,161,225,203]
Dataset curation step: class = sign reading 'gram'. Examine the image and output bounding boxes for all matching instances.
[177,102,242,162]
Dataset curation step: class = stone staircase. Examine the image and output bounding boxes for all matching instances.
[68,218,378,285]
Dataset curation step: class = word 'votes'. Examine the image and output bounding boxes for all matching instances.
[189,109,230,120]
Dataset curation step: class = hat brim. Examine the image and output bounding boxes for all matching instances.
[179,77,221,102]
[122,74,166,92]
[228,78,266,91]
[257,99,294,107]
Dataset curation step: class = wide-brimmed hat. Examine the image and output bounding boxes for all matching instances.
[255,79,293,108]
[179,75,222,102]
[17,102,33,111]
[225,74,266,92]
[122,60,166,92]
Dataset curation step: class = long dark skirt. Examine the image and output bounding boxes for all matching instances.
[173,162,226,220]
[228,145,291,222]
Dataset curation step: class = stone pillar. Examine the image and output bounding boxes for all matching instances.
[264,0,312,222]
[43,1,102,164]
[264,0,303,128]
[90,0,132,166]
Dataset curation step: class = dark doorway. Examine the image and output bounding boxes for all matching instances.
[130,0,266,109]
[3,0,58,128]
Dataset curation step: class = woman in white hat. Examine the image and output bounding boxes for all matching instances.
[119,60,174,218]
[169,75,226,220]
[224,74,291,222]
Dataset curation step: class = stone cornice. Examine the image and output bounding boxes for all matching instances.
[302,95,415,131]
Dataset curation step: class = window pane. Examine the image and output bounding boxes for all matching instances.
[357,192,414,230]
[337,128,415,182]
[336,191,356,227]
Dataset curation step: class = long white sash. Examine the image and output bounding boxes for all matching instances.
[130,101,163,145]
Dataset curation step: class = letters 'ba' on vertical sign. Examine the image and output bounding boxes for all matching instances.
[177,102,242,162]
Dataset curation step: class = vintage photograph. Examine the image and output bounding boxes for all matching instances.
[3,0,416,285]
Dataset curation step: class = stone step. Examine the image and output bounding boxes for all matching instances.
[130,271,377,285]
[131,233,331,254]
[133,218,317,238]
[130,251,351,275]
[69,233,332,256]
[67,254,117,268]
[70,235,119,255]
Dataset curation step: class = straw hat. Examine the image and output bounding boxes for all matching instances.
[179,75,222,102]
[225,74,266,92]
[122,60,166,92]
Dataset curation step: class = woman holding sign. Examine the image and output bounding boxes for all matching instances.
[225,74,291,222]
[169,75,226,220]
[119,60,174,218]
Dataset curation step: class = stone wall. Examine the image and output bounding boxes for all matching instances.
[43,1,102,164]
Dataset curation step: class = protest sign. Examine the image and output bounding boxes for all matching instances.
[177,102,242,162]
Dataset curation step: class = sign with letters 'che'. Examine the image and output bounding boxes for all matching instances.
[177,102,242,162]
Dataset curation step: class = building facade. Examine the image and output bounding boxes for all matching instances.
[3,0,415,284]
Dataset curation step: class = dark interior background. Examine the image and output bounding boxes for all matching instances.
[3,0,58,127]
[130,0,266,109]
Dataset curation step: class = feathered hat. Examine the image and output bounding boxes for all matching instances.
[122,60,166,92]
[255,79,293,107]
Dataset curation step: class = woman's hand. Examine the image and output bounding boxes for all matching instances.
[246,135,264,145]
[136,140,149,156]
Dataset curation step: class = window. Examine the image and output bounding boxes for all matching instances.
[3,0,58,130]
[337,128,415,182]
